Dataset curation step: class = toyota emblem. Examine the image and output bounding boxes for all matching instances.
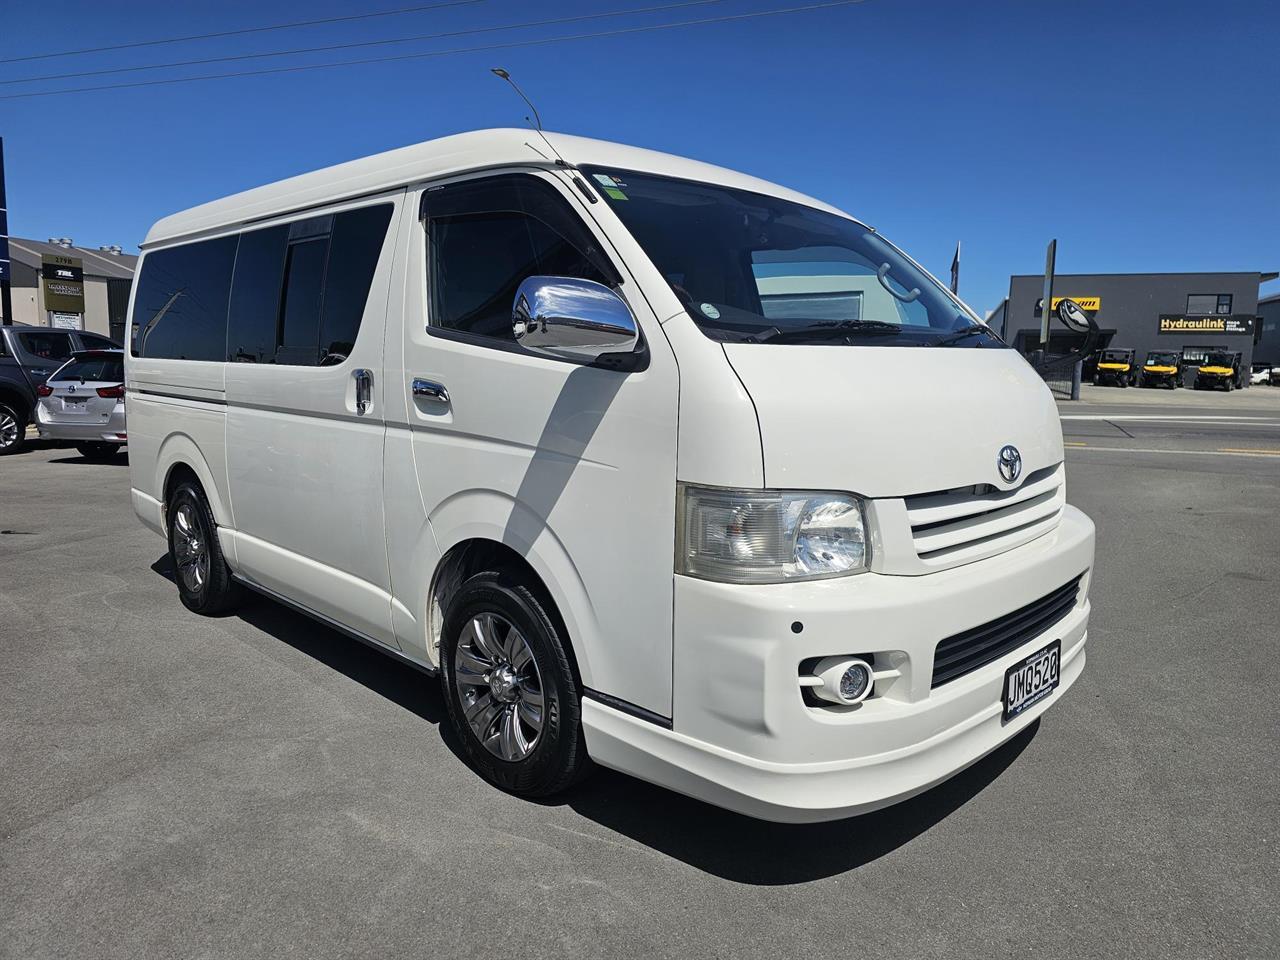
[997,445,1022,483]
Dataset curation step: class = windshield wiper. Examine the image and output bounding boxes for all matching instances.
[932,324,992,347]
[748,320,905,344]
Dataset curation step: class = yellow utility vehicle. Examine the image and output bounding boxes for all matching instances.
[1094,348,1138,387]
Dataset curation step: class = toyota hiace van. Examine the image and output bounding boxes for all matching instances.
[127,130,1094,822]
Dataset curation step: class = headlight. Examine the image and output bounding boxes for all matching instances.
[677,484,869,583]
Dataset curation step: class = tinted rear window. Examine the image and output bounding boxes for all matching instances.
[131,236,237,360]
[54,356,124,382]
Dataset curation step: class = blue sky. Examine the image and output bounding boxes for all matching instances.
[1,0,1276,316]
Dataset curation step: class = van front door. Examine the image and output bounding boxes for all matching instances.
[224,197,402,647]
[385,171,680,717]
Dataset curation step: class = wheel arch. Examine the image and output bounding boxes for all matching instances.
[426,532,591,691]
[155,433,232,528]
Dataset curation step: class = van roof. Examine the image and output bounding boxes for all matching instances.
[143,128,854,248]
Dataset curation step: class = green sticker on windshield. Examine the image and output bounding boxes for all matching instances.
[593,173,628,200]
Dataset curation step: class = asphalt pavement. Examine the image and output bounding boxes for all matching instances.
[1,386,1278,959]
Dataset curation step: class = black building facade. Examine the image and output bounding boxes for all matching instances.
[997,271,1276,385]
[1255,293,1280,366]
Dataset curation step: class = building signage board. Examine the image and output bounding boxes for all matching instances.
[0,137,8,285]
[50,311,82,330]
[1158,314,1252,336]
[0,205,9,284]
[1035,295,1101,314]
[41,253,85,313]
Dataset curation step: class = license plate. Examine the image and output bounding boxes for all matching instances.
[1002,639,1060,722]
[62,397,88,410]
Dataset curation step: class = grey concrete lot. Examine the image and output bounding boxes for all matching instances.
[2,393,1278,960]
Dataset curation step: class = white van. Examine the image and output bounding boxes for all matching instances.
[127,129,1094,822]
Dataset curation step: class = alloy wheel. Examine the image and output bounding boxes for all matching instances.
[0,411,18,450]
[172,503,210,593]
[453,612,545,761]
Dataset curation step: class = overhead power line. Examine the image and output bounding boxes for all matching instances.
[0,0,866,102]
[0,0,725,86]
[0,0,486,65]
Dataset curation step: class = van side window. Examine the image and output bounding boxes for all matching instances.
[227,225,288,363]
[424,175,616,344]
[227,205,392,365]
[276,217,332,366]
[131,236,237,361]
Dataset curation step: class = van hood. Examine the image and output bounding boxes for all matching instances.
[722,345,1064,498]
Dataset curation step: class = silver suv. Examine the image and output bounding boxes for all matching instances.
[34,349,127,459]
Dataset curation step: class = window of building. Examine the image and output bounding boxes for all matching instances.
[424,175,616,344]
[1187,294,1232,316]
[17,331,75,361]
[131,236,238,360]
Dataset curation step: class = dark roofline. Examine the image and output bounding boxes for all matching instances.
[6,237,138,280]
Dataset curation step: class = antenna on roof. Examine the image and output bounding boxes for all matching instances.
[490,67,597,204]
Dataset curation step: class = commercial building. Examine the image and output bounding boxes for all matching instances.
[993,271,1277,385]
[0,236,137,343]
[1254,292,1280,367]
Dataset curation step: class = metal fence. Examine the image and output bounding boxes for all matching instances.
[1032,355,1083,400]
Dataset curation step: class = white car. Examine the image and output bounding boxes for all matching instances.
[1251,365,1273,385]
[125,129,1094,822]
[35,349,127,459]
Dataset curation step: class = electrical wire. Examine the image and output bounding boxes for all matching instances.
[0,0,866,101]
[0,0,725,86]
[0,0,487,65]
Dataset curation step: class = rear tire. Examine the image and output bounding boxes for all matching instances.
[166,480,241,615]
[440,571,590,799]
[0,402,27,456]
[76,441,120,460]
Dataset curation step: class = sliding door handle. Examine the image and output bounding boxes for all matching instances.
[353,368,373,415]
[411,378,450,404]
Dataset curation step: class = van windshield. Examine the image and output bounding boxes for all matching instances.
[583,167,1000,348]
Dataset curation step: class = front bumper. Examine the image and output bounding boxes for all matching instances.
[35,403,127,443]
[583,505,1095,822]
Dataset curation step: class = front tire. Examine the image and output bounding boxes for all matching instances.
[440,571,590,798]
[166,481,241,615]
[0,402,27,456]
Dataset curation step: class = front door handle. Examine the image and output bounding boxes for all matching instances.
[411,378,450,404]
[353,368,373,416]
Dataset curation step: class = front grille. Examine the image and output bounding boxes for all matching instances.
[905,463,1065,568]
[931,574,1083,688]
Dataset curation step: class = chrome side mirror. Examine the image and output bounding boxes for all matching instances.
[512,276,638,365]
[1056,298,1092,332]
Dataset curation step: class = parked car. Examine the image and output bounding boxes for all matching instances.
[127,129,1095,823]
[1250,364,1272,385]
[34,349,127,459]
[1094,348,1139,387]
[0,323,122,454]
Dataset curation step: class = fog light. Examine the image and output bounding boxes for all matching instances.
[812,656,874,705]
